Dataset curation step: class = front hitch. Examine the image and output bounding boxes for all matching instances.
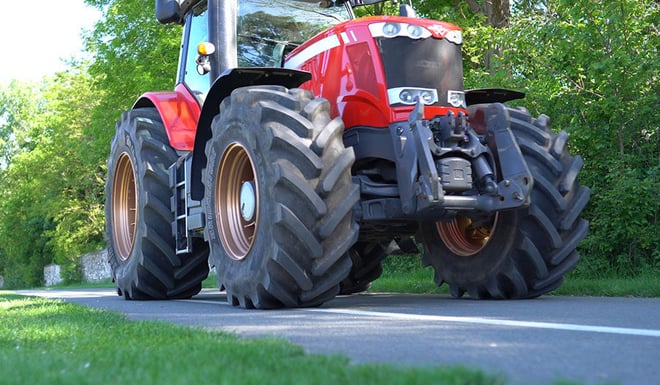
[467,103,534,209]
[394,100,533,215]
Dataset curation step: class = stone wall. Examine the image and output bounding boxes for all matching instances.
[44,264,64,287]
[81,249,112,283]
[42,249,112,286]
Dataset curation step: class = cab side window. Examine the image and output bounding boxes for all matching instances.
[182,7,210,97]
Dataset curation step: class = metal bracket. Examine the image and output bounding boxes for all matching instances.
[468,103,534,210]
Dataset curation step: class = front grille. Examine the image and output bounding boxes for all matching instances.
[376,37,464,107]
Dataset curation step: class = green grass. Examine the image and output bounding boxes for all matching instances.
[0,293,503,385]
[47,279,115,290]
[28,254,659,298]
[371,254,660,297]
[370,262,446,294]
[35,259,659,298]
[203,270,218,288]
[552,272,660,297]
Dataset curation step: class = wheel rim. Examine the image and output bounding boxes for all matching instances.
[112,153,137,261]
[216,143,258,260]
[436,213,499,257]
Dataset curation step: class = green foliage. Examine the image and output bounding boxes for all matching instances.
[0,82,42,166]
[370,253,447,294]
[553,270,660,297]
[0,0,180,288]
[37,71,106,266]
[0,82,49,287]
[491,0,659,275]
[79,0,180,160]
[0,70,105,287]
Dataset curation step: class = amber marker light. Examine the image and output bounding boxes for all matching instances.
[197,42,216,56]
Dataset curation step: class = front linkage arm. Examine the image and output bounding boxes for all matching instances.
[394,100,533,218]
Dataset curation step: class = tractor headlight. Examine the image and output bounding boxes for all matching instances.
[399,90,415,104]
[407,24,425,39]
[445,30,463,45]
[388,87,439,106]
[369,22,432,39]
[447,90,466,108]
[420,90,435,104]
[382,22,401,37]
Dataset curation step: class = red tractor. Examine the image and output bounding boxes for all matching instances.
[105,0,589,308]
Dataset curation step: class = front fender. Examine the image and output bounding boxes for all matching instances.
[133,83,201,151]
[189,67,311,200]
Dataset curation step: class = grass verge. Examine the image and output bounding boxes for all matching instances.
[552,272,660,297]
[0,293,502,385]
[25,255,659,298]
[371,254,660,297]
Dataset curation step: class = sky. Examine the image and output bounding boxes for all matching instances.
[0,0,101,86]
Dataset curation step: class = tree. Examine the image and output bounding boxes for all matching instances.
[465,0,511,27]
[0,0,181,287]
[39,70,106,268]
[83,0,180,156]
[494,0,659,275]
[0,69,105,287]
[0,82,41,167]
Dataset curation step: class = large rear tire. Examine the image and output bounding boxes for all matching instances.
[106,108,209,300]
[419,107,590,299]
[203,86,359,308]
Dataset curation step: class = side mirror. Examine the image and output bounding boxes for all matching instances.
[156,0,182,24]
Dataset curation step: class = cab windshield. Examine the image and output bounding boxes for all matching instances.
[238,0,351,67]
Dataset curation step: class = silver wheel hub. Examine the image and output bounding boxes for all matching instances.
[240,181,256,222]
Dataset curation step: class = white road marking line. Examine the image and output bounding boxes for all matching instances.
[177,296,660,338]
[15,290,117,299]
[15,291,659,338]
[305,308,660,338]
[178,299,227,306]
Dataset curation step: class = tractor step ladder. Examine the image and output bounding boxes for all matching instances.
[169,154,205,255]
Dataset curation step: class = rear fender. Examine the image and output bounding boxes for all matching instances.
[189,67,311,200]
[133,83,200,151]
[465,88,525,106]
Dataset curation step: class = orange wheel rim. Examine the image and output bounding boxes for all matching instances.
[436,213,498,257]
[216,143,258,260]
[111,153,137,261]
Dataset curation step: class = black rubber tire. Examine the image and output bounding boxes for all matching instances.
[339,242,387,295]
[203,86,359,309]
[106,108,209,300]
[419,106,590,299]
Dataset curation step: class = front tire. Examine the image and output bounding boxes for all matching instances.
[203,86,359,308]
[106,108,209,300]
[419,107,590,299]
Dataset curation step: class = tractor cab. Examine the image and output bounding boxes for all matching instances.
[157,0,353,99]
[157,0,472,127]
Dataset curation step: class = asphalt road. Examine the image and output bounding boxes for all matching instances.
[17,288,660,385]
